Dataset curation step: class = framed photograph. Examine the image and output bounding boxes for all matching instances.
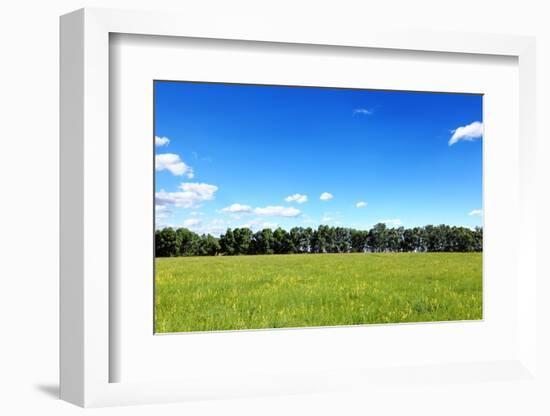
[60,8,539,408]
[152,81,484,334]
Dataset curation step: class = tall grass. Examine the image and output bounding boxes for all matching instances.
[155,252,482,333]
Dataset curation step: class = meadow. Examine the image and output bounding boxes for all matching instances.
[154,252,482,333]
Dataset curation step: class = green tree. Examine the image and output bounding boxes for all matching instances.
[473,226,483,251]
[368,223,388,252]
[273,227,291,254]
[196,234,220,256]
[312,225,330,253]
[351,229,368,252]
[219,228,236,255]
[452,226,476,252]
[251,228,274,254]
[156,223,482,257]
[176,227,199,256]
[289,227,314,253]
[233,227,253,255]
[334,227,352,253]
[155,227,178,257]
[289,227,303,253]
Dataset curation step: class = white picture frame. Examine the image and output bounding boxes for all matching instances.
[60,7,538,408]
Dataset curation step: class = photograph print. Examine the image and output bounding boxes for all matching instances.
[154,81,483,333]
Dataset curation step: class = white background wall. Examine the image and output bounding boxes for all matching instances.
[0,1,548,415]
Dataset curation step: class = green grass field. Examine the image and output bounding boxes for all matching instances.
[155,252,482,333]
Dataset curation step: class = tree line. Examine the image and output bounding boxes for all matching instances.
[155,223,482,257]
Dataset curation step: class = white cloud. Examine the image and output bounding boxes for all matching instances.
[155,182,218,208]
[220,203,253,213]
[155,205,171,220]
[468,209,483,216]
[320,192,334,201]
[240,219,278,231]
[380,219,402,227]
[253,206,301,217]
[179,182,217,198]
[182,218,201,227]
[156,153,194,178]
[220,203,302,218]
[155,221,174,230]
[449,121,483,146]
[284,193,308,204]
[321,211,342,223]
[353,108,373,115]
[203,226,229,236]
[355,201,368,208]
[179,218,230,236]
[228,214,246,220]
[155,136,170,147]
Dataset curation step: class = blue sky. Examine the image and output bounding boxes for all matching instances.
[155,81,483,236]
